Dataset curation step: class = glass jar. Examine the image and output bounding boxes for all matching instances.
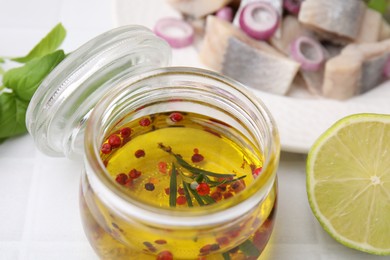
[26,25,280,260]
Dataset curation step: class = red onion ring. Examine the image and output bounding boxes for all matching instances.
[216,6,234,22]
[239,2,279,40]
[154,18,194,48]
[283,0,303,15]
[290,36,325,72]
[383,56,390,78]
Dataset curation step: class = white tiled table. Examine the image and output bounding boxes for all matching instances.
[0,1,388,259]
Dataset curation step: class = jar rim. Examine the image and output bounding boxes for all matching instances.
[84,67,280,227]
[26,25,171,158]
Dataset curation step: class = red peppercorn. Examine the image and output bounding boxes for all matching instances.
[178,187,185,195]
[191,153,204,163]
[210,191,223,201]
[120,127,132,138]
[216,236,229,246]
[164,187,170,195]
[169,112,183,122]
[134,149,145,158]
[115,173,128,185]
[176,195,187,205]
[223,192,233,199]
[139,117,151,126]
[108,134,121,148]
[199,244,212,254]
[253,167,262,178]
[156,250,173,260]
[101,143,112,154]
[230,180,246,193]
[158,161,168,174]
[129,169,142,179]
[196,183,210,196]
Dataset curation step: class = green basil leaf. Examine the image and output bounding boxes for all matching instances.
[0,58,4,75]
[368,0,387,14]
[3,50,65,102]
[0,92,28,138]
[12,23,66,63]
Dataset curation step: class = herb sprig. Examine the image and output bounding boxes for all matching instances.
[158,143,247,207]
[0,23,66,143]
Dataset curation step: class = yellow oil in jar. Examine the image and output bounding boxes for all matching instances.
[80,111,277,260]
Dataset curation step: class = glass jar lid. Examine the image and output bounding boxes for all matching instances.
[26,25,171,158]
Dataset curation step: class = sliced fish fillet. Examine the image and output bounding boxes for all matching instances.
[222,37,299,95]
[356,8,382,43]
[323,40,390,99]
[166,0,232,18]
[322,53,362,99]
[300,69,325,96]
[379,19,390,40]
[199,15,299,95]
[200,15,284,70]
[299,0,366,43]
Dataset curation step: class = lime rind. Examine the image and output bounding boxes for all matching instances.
[306,113,390,255]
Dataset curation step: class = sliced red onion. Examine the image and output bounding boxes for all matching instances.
[383,56,390,78]
[216,6,234,22]
[283,0,303,15]
[290,36,325,71]
[154,18,194,48]
[239,2,279,40]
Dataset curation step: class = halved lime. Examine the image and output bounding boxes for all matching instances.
[306,113,390,255]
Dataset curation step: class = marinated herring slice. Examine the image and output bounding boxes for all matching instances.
[199,15,299,95]
[323,40,390,99]
[222,37,299,95]
[299,0,366,43]
[167,0,233,18]
[379,18,390,41]
[200,15,285,71]
[356,8,382,43]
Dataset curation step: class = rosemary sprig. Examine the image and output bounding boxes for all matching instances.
[222,252,232,260]
[182,181,193,207]
[201,195,216,205]
[238,239,260,257]
[160,143,247,207]
[189,187,205,206]
[158,143,236,179]
[169,163,177,207]
[174,154,236,179]
[202,174,247,187]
